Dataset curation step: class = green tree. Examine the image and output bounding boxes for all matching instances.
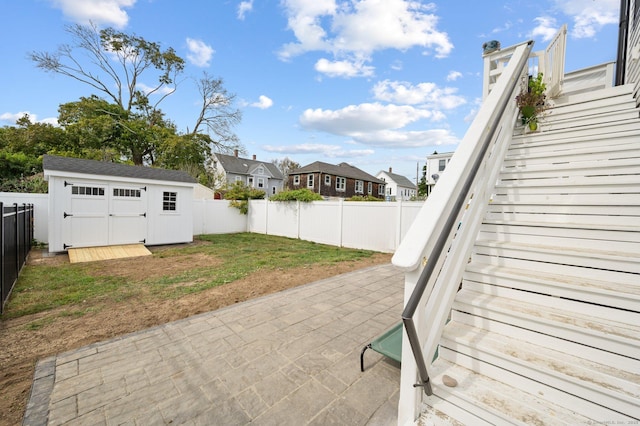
[30,23,241,166]
[417,164,428,196]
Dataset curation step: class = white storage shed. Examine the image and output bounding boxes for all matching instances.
[43,155,197,253]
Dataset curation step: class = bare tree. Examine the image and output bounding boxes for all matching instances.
[30,22,184,115]
[190,72,242,153]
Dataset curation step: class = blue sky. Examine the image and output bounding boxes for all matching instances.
[1,0,620,183]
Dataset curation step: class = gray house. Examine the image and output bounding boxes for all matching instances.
[212,151,284,197]
[43,155,196,252]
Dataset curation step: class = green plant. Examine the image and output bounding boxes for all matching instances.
[515,73,548,129]
[223,181,265,214]
[346,195,383,202]
[270,188,323,202]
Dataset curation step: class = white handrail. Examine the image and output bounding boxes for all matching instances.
[482,25,567,100]
[544,24,568,98]
[394,40,533,425]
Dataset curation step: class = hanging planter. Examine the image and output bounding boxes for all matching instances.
[516,73,548,131]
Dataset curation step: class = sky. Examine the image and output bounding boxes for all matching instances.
[1,0,621,184]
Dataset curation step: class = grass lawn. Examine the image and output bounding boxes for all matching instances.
[4,233,381,320]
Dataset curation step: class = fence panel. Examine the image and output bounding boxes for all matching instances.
[0,193,48,243]
[192,199,247,235]
[299,201,342,247]
[341,202,397,252]
[1,203,34,314]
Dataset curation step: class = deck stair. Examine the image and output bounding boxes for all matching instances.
[420,84,640,424]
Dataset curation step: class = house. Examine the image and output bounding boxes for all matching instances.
[212,150,284,197]
[392,17,640,426]
[43,154,196,252]
[375,167,417,201]
[424,151,453,195]
[288,161,385,199]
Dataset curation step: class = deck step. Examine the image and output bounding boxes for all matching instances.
[422,358,632,425]
[463,261,640,311]
[472,239,640,274]
[438,317,640,419]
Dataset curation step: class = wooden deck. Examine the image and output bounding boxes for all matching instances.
[68,244,152,263]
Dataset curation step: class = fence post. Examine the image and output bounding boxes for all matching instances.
[14,203,19,275]
[338,199,344,248]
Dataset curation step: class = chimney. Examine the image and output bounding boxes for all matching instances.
[234,149,239,157]
[253,154,256,160]
[389,167,392,173]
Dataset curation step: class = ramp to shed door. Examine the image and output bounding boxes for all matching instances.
[68,244,152,263]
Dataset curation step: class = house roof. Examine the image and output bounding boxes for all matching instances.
[378,171,416,189]
[215,153,284,180]
[290,161,384,184]
[43,155,197,183]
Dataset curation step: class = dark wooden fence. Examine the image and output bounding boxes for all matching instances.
[1,203,34,314]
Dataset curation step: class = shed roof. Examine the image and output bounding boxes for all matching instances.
[215,153,284,179]
[290,161,384,184]
[43,155,197,183]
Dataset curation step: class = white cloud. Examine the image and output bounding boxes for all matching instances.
[262,143,374,158]
[530,16,558,42]
[551,0,618,38]
[314,58,374,78]
[136,82,174,96]
[353,129,459,148]
[0,111,58,126]
[278,0,453,75]
[237,0,253,20]
[297,102,460,149]
[48,0,135,28]
[372,80,466,110]
[250,95,274,109]
[186,38,214,67]
[300,102,438,135]
[446,71,462,82]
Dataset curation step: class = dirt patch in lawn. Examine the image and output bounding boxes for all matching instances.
[0,246,392,426]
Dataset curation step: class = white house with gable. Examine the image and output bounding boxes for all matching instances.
[376,168,417,201]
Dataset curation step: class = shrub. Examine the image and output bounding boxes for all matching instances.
[270,188,323,202]
[346,195,383,202]
[224,181,265,214]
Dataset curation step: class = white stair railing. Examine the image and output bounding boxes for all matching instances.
[543,24,567,97]
[483,25,567,100]
[393,40,533,425]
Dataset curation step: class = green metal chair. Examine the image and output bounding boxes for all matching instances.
[360,322,402,372]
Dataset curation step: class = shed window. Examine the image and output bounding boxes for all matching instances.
[307,174,314,188]
[355,180,363,194]
[71,186,104,196]
[163,191,177,211]
[367,182,372,194]
[336,177,346,191]
[294,175,300,185]
[324,175,331,185]
[113,188,141,198]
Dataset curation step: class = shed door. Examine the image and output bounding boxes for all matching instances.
[108,186,147,245]
[64,183,109,249]
[63,183,148,249]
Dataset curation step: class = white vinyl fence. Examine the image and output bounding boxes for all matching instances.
[247,199,423,253]
[0,193,424,253]
[0,192,49,243]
